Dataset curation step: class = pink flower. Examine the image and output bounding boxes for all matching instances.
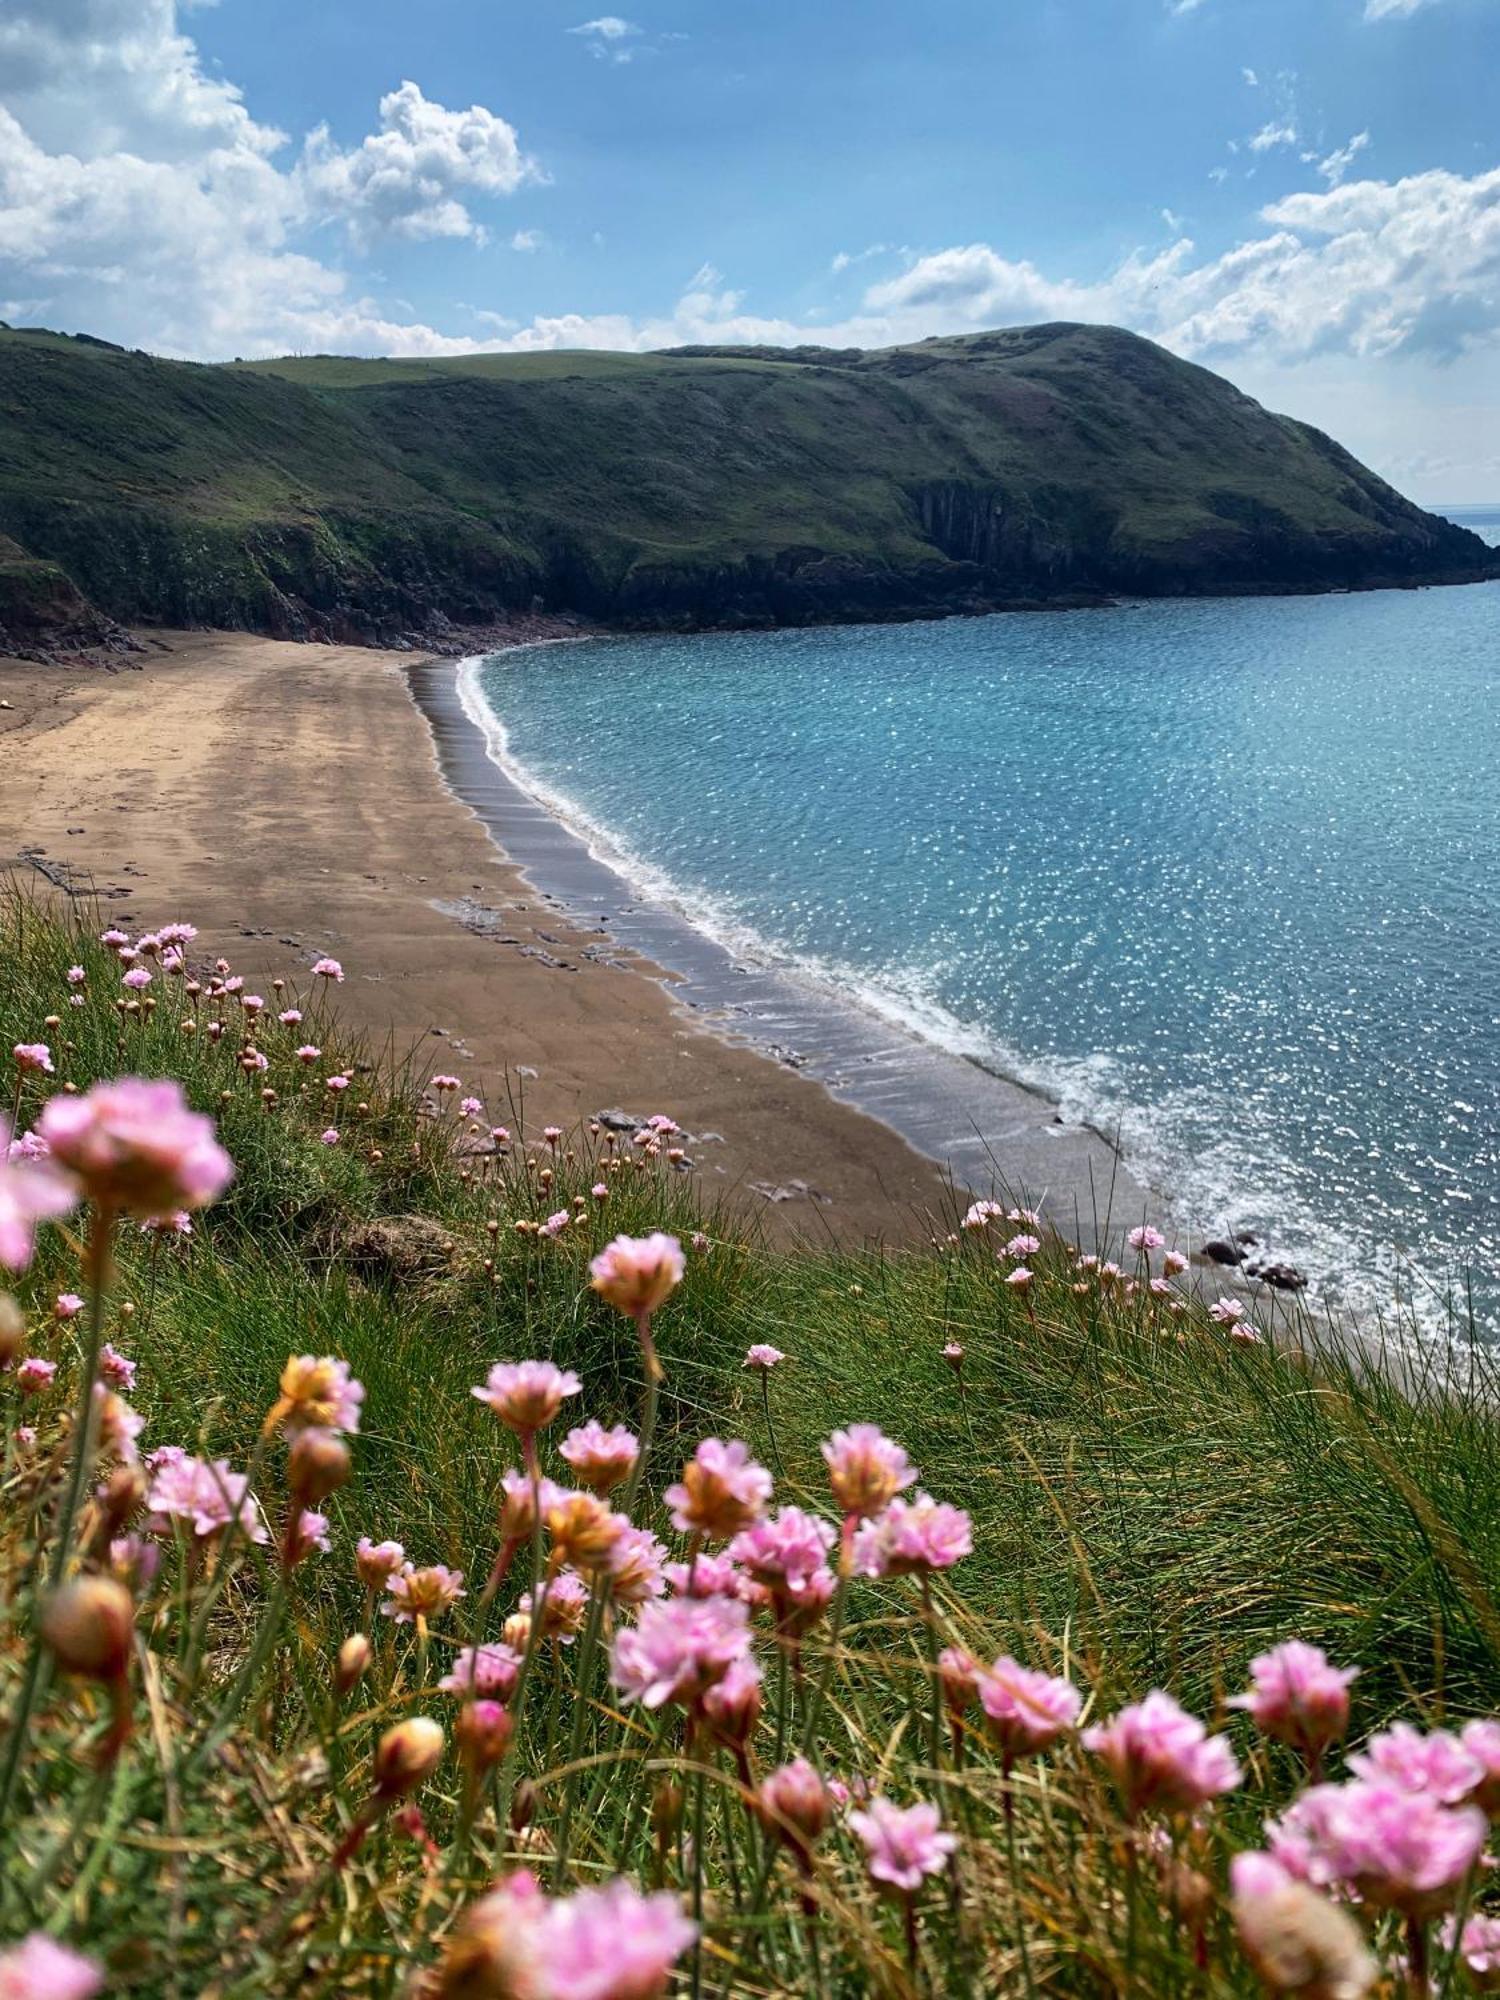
[295,1045,321,1064]
[1348,1722,1483,1804]
[383,1562,466,1625]
[491,1125,511,1145]
[355,1536,406,1587]
[663,1551,744,1598]
[0,1131,79,1270]
[589,1232,686,1322]
[54,1292,84,1321]
[147,1453,266,1541]
[744,1344,785,1370]
[1270,1779,1487,1917]
[158,922,197,947]
[1209,1297,1246,1325]
[822,1424,917,1519]
[66,967,86,986]
[610,1594,753,1709]
[440,1641,522,1698]
[325,1075,349,1094]
[312,957,344,981]
[977,1657,1082,1758]
[38,1077,233,1219]
[1082,1690,1242,1817]
[99,1343,137,1391]
[1443,1912,1500,1983]
[431,1074,461,1093]
[1163,1249,1190,1275]
[962,1200,1004,1231]
[0,1933,103,1999]
[758,1756,833,1850]
[285,1509,330,1564]
[122,967,152,991]
[540,1878,697,2000]
[591,1183,609,1200]
[543,1125,564,1146]
[15,1358,56,1396]
[460,1096,484,1118]
[320,1129,340,1146]
[938,1647,980,1714]
[729,1507,836,1596]
[93,1384,144,1462]
[279,1008,303,1026]
[519,1570,591,1645]
[274,1355,364,1436]
[1228,1642,1358,1765]
[848,1797,958,1891]
[701,1654,763,1745]
[663,1438,772,1539]
[1004,1233,1041,1259]
[1230,1854,1378,1998]
[472,1359,581,1434]
[541,1209,571,1237]
[607,1526,669,1606]
[13,1043,54,1074]
[100,929,130,948]
[1005,1266,1034,1290]
[854,1493,972,1577]
[560,1420,639,1494]
[1459,1718,1500,1814]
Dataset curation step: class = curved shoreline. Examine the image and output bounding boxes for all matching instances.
[408,651,1157,1245]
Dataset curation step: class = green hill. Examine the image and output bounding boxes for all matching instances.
[0,319,1491,644]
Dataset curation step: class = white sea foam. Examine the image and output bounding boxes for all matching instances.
[455,650,1484,1343]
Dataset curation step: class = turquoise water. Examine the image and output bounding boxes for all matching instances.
[474,520,1500,1332]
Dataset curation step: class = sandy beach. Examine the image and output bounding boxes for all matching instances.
[0,630,1148,1247]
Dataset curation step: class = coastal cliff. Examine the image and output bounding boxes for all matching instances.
[0,320,1491,647]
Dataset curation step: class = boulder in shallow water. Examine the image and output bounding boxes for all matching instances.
[1202,1239,1243,1267]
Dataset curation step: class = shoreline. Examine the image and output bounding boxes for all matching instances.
[411,649,1157,1241]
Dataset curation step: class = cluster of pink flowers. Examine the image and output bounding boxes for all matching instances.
[147,1448,266,1542]
[1083,1690,1242,1818]
[441,1871,695,2000]
[473,1359,582,1435]
[852,1492,972,1577]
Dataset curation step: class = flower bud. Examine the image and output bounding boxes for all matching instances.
[510,1778,538,1831]
[288,1427,351,1506]
[41,1576,134,1682]
[373,1717,445,1798]
[758,1758,833,1853]
[336,1633,371,1694]
[93,1463,148,1545]
[0,1294,23,1369]
[652,1779,685,1840]
[454,1700,514,1771]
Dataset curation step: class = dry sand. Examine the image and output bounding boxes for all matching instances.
[0,631,975,1244]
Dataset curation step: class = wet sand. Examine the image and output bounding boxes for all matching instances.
[0,630,1150,1248]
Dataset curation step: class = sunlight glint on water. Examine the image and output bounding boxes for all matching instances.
[477,539,1500,1336]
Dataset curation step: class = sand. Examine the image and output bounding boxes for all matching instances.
[0,630,1149,1249]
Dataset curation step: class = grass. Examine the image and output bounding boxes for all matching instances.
[0,320,1490,639]
[1,885,1498,1995]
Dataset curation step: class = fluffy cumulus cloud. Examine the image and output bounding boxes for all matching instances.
[0,0,540,354]
[300,82,540,245]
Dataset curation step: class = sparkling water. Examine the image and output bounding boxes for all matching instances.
[474,517,1500,1334]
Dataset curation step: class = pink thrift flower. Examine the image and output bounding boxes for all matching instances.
[591,1182,609,1200]
[383,1563,466,1625]
[1082,1690,1241,1817]
[1163,1249,1190,1275]
[472,1359,581,1434]
[99,1343,137,1391]
[848,1797,958,1892]
[53,1292,84,1320]
[38,1077,233,1219]
[519,1569,591,1645]
[1005,1266,1034,1290]
[541,1209,571,1237]
[962,1199,1004,1230]
[15,1358,56,1395]
[325,1075,349,1094]
[1209,1297,1246,1325]
[147,1453,266,1541]
[1348,1721,1483,1804]
[431,1074,462,1094]
[729,1507,837,1596]
[701,1654,763,1744]
[853,1493,972,1577]
[312,957,344,981]
[540,1878,697,2000]
[440,1641,523,1698]
[1459,1718,1500,1814]
[122,967,152,991]
[822,1424,917,1519]
[977,1656,1082,1759]
[356,1536,406,1587]
[744,1343,785,1370]
[589,1232,685,1322]
[610,1594,752,1709]
[66,966,86,986]
[100,929,130,948]
[0,1933,103,1999]
[13,1043,54,1074]
[295,1045,321,1064]
[320,1129,340,1146]
[460,1096,483,1118]
[663,1438,773,1540]
[93,1384,144,1462]
[0,1136,76,1272]
[607,1525,669,1607]
[275,1355,364,1436]
[1443,1912,1500,1983]
[560,1419,639,1494]
[285,1509,330,1564]
[1004,1233,1041,1259]
[1228,1641,1358,1765]
[279,1008,303,1026]
[1270,1779,1486,1917]
[758,1756,833,1849]
[1128,1225,1166,1252]
[663,1551,744,1598]
[938,1647,981,1714]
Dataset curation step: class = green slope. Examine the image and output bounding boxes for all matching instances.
[0,320,1490,643]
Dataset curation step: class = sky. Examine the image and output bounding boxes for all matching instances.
[0,1,1497,500]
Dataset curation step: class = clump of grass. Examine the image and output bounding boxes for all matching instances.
[1,886,1498,1996]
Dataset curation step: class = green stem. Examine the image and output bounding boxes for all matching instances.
[185,1575,289,1778]
[761,1373,786,1479]
[799,1531,852,1757]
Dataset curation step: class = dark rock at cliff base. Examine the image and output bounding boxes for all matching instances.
[1202,1239,1243,1267]
[1244,1258,1309,1292]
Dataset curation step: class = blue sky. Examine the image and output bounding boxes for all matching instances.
[1,0,1497,496]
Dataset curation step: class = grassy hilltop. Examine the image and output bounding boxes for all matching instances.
[0,320,1491,645]
[2,891,1500,1993]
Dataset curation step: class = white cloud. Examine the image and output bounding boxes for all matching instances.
[511,228,543,252]
[569,16,641,62]
[1161,207,1185,232]
[1364,0,1434,17]
[1318,131,1372,185]
[830,242,892,274]
[301,82,540,245]
[1242,67,1260,87]
[1249,121,1299,153]
[1166,0,1206,14]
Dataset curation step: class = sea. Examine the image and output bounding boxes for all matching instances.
[460,507,1500,1338]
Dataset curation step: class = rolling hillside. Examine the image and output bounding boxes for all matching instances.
[0,320,1490,645]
